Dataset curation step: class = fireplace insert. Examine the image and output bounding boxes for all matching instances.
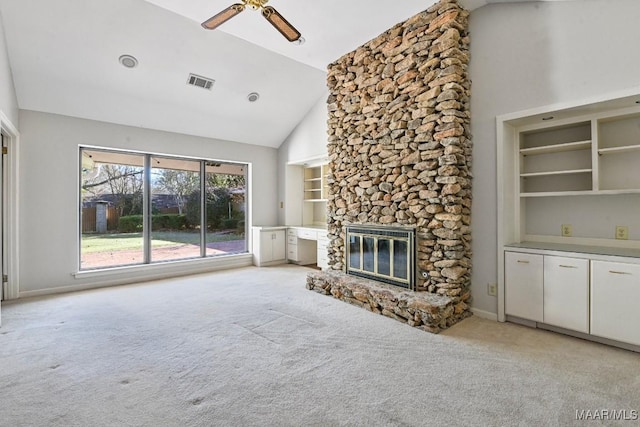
[345,225,415,290]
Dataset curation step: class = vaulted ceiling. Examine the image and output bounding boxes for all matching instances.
[0,0,568,147]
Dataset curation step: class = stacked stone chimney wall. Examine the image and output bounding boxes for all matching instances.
[325,0,472,311]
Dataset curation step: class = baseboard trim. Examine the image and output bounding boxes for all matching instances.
[470,307,498,321]
[506,315,640,354]
[19,255,253,299]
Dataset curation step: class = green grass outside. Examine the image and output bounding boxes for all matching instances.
[82,231,244,253]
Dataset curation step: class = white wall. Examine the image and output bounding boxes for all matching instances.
[18,110,278,294]
[277,92,329,225]
[0,10,18,125]
[469,0,640,315]
[278,92,329,164]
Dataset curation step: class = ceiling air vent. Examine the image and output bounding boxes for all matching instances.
[187,74,215,90]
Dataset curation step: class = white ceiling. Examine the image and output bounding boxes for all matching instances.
[0,0,570,148]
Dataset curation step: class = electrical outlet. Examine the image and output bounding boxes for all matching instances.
[488,283,497,296]
[561,224,572,237]
[616,225,629,240]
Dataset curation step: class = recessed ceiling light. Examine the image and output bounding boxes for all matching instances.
[247,92,260,102]
[542,116,554,121]
[119,54,138,69]
[294,36,306,46]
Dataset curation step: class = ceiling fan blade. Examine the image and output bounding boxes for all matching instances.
[201,3,246,30]
[261,6,301,42]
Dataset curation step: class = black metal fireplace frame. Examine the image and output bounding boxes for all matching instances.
[345,225,416,290]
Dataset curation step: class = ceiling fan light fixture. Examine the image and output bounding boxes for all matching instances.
[119,54,138,69]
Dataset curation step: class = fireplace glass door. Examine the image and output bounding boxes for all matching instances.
[346,226,415,290]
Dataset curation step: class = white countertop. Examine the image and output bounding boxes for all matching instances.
[252,225,288,231]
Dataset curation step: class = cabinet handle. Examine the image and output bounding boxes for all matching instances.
[517,260,529,264]
[559,265,578,269]
[609,270,632,275]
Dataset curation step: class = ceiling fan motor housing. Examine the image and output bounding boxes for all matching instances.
[245,0,269,10]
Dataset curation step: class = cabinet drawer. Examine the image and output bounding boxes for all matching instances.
[287,247,300,261]
[591,261,640,346]
[287,235,297,245]
[298,229,318,240]
[505,252,544,322]
[287,228,298,237]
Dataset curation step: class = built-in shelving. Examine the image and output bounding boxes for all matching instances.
[302,162,329,226]
[598,144,640,155]
[505,101,640,247]
[520,169,592,178]
[498,93,640,329]
[520,140,591,156]
[520,190,595,198]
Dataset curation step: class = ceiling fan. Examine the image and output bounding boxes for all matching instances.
[201,0,302,43]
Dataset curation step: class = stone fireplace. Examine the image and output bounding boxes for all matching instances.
[307,0,472,333]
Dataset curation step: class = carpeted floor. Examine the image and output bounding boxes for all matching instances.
[0,264,637,427]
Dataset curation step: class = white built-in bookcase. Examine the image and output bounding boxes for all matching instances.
[497,92,640,325]
[502,102,640,249]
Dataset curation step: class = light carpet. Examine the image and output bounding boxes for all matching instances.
[0,265,638,427]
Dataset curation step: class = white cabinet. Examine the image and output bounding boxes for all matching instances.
[317,231,329,270]
[543,256,589,333]
[505,248,640,348]
[505,252,543,322]
[252,227,286,267]
[591,261,640,346]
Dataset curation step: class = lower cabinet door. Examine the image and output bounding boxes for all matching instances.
[272,230,286,261]
[591,261,640,346]
[543,256,589,333]
[505,252,544,322]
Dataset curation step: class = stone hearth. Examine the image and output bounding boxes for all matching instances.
[307,271,468,333]
[309,0,472,333]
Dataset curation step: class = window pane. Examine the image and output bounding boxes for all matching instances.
[80,149,145,269]
[151,157,202,262]
[205,162,247,256]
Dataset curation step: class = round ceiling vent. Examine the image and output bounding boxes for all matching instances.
[247,92,260,102]
[119,54,138,69]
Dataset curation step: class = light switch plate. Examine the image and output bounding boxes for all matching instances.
[561,224,572,237]
[616,225,629,240]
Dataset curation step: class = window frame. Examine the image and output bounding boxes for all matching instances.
[78,145,250,271]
